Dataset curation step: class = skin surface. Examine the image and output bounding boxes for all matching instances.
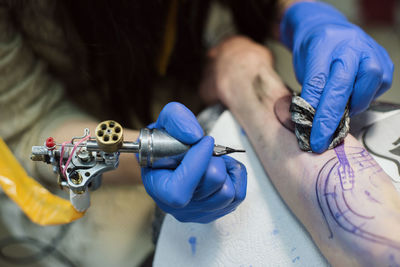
[200,35,400,266]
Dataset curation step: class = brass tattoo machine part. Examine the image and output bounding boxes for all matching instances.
[95,120,123,153]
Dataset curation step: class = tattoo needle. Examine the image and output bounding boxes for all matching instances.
[213,144,246,156]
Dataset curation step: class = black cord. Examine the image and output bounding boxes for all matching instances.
[0,224,76,267]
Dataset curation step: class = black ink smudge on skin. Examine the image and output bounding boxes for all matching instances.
[253,76,296,133]
[316,146,400,250]
[274,95,296,132]
[252,75,268,104]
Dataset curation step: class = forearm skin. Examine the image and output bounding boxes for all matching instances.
[227,65,400,266]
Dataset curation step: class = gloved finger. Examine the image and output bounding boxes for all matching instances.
[310,52,358,153]
[299,50,331,109]
[192,156,246,202]
[177,202,240,224]
[155,102,204,144]
[186,157,246,216]
[142,136,214,208]
[349,54,383,116]
[154,194,235,223]
[222,155,247,203]
[192,157,227,201]
[141,168,173,201]
[185,174,235,212]
[374,42,394,98]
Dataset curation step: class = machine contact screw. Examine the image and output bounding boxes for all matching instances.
[70,171,83,185]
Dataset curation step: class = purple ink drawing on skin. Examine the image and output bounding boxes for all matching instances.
[334,144,355,191]
[315,146,400,250]
[389,254,400,267]
[188,236,197,255]
[364,190,381,204]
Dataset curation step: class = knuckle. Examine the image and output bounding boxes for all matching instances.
[236,162,247,178]
[320,27,331,38]
[234,48,272,65]
[207,158,227,185]
[220,183,235,202]
[305,73,327,91]
[315,25,349,39]
[167,191,189,208]
[347,28,359,37]
[161,102,176,115]
[210,169,226,186]
[236,189,246,202]
[350,103,366,115]
[364,61,384,79]
[311,26,330,39]
[385,61,395,84]
[390,61,395,74]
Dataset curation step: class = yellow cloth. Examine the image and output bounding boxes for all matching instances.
[0,137,84,225]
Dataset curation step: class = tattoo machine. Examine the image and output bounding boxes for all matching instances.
[30,120,245,212]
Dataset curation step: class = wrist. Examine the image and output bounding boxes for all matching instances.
[280,1,348,50]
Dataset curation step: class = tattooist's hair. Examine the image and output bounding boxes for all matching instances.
[2,0,278,128]
[62,0,169,127]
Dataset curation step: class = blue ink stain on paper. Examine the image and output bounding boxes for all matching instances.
[188,236,197,255]
[292,256,300,263]
[291,247,300,263]
[241,128,247,136]
[272,229,279,235]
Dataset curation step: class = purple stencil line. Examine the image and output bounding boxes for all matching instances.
[334,144,350,166]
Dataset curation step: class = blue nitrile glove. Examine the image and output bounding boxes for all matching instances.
[140,102,247,223]
[281,1,394,153]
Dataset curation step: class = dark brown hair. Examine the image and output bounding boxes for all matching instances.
[3,0,277,128]
[63,0,168,127]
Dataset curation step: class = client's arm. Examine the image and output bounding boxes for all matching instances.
[201,36,400,266]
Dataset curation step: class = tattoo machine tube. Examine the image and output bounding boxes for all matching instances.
[138,128,191,169]
[70,190,90,212]
[136,128,245,168]
[0,138,85,226]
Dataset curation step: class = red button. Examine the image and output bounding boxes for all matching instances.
[46,137,56,149]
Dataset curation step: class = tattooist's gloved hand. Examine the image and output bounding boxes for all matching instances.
[140,102,247,223]
[281,1,394,153]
